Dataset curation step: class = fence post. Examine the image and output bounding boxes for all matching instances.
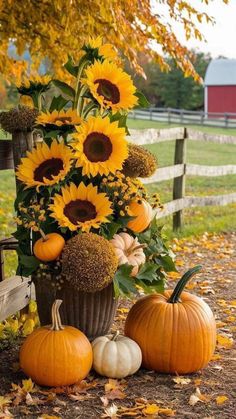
[224,113,228,128]
[167,108,171,124]
[173,128,187,230]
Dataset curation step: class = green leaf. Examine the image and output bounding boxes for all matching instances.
[64,56,79,77]
[44,130,61,138]
[136,262,158,282]
[19,254,40,270]
[113,264,137,298]
[155,254,177,272]
[52,79,75,99]
[49,95,70,112]
[134,90,150,108]
[101,222,120,240]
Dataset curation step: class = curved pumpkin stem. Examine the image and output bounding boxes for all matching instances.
[50,299,64,331]
[111,331,119,341]
[168,265,202,304]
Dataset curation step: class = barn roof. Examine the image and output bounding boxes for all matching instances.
[205,59,236,86]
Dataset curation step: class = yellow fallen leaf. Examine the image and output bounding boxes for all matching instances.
[216,395,228,405]
[22,378,35,393]
[211,353,221,361]
[0,396,11,410]
[158,408,175,417]
[29,300,37,313]
[38,415,61,419]
[189,388,210,406]
[22,319,35,336]
[217,334,234,349]
[102,403,118,418]
[226,316,235,322]
[117,308,129,313]
[173,377,191,385]
[143,403,159,415]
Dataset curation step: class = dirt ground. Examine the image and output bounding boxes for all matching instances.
[0,232,235,419]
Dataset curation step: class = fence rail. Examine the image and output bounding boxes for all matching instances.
[130,107,236,128]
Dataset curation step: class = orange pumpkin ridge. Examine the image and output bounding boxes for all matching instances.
[125,265,216,374]
[20,299,93,387]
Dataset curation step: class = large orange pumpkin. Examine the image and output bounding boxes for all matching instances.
[125,266,216,374]
[33,232,65,262]
[20,300,93,387]
[127,200,152,233]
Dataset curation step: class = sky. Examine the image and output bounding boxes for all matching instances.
[155,0,236,58]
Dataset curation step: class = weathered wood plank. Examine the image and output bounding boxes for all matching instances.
[155,193,236,219]
[0,276,35,321]
[142,164,185,183]
[129,127,185,145]
[187,129,236,144]
[173,130,187,230]
[186,164,236,177]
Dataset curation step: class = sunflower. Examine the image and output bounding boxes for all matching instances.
[36,109,82,127]
[16,139,73,189]
[72,115,128,177]
[17,75,51,95]
[84,37,117,61]
[49,182,113,232]
[84,60,138,112]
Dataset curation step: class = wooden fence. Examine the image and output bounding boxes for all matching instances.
[129,126,236,230]
[130,108,236,128]
[0,126,236,321]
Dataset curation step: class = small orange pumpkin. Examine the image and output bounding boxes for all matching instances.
[125,266,216,374]
[127,200,152,233]
[20,300,93,387]
[33,232,65,262]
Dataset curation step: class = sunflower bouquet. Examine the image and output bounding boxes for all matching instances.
[13,38,175,330]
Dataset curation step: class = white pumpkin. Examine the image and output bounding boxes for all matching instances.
[92,331,142,378]
[110,232,146,276]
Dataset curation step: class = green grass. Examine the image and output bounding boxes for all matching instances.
[0,120,235,276]
[127,118,236,136]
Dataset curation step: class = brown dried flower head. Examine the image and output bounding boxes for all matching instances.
[0,106,38,133]
[61,232,118,292]
[123,143,157,178]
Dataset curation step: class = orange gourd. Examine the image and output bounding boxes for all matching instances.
[127,200,152,233]
[33,232,65,262]
[20,300,93,387]
[125,266,216,374]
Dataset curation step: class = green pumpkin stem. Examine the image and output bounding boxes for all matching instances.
[111,331,119,341]
[50,299,64,331]
[168,265,202,304]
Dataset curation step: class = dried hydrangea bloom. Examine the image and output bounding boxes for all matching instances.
[61,232,118,292]
[123,143,157,178]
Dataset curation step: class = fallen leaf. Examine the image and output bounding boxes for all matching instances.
[189,388,210,406]
[211,353,221,361]
[194,378,202,386]
[104,379,126,400]
[216,395,228,405]
[102,403,118,418]
[217,334,234,349]
[38,415,61,419]
[212,364,223,371]
[22,378,36,393]
[0,396,11,410]
[142,403,159,415]
[173,377,191,386]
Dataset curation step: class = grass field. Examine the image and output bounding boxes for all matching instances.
[0,120,236,276]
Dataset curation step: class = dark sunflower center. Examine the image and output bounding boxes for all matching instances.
[64,200,97,225]
[95,79,120,104]
[83,132,112,162]
[34,158,64,182]
[54,116,72,124]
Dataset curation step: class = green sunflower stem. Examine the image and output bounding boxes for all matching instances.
[82,102,98,119]
[73,57,90,111]
[77,85,89,116]
[168,265,202,304]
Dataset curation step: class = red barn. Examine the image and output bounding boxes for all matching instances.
[204,59,236,115]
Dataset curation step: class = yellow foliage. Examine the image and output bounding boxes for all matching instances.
[0,0,228,83]
[0,300,39,341]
